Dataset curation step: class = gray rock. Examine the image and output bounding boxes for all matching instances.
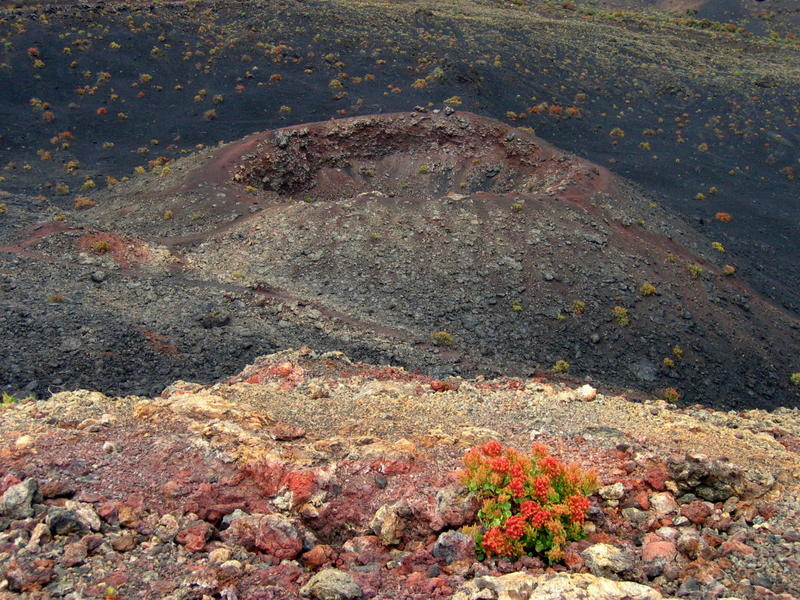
[46,507,89,536]
[0,478,39,519]
[598,482,625,501]
[581,543,636,577]
[300,569,362,600]
[433,530,476,564]
[649,492,678,516]
[622,507,648,526]
[630,358,658,382]
[453,572,672,600]
[369,504,405,546]
[666,453,773,501]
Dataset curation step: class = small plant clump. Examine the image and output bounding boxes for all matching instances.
[73,195,95,209]
[91,240,111,254]
[431,330,454,346]
[1,392,19,406]
[611,306,630,326]
[687,264,704,279]
[460,441,598,562]
[791,373,800,387]
[659,387,681,403]
[570,300,586,315]
[722,264,736,276]
[551,360,570,373]
[639,282,656,296]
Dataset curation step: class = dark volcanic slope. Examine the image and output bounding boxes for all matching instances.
[0,0,798,317]
[4,111,797,409]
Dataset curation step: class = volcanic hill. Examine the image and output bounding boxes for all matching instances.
[2,111,798,408]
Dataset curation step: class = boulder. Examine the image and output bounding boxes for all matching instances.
[0,478,39,519]
[452,572,676,600]
[299,568,362,600]
[433,530,476,564]
[581,543,636,577]
[369,503,405,545]
[221,513,303,559]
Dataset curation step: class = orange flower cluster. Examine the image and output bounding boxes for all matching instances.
[460,441,598,563]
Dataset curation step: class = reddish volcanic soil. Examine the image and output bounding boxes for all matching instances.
[1,348,799,599]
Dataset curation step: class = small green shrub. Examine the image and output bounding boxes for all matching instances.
[659,387,681,403]
[791,373,800,387]
[460,442,598,563]
[639,282,656,296]
[552,360,570,373]
[687,264,704,279]
[431,330,454,346]
[570,300,586,315]
[612,306,630,326]
[1,392,18,406]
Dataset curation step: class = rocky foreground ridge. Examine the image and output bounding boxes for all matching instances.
[1,348,799,600]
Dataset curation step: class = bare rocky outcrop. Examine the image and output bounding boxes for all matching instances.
[0,349,798,599]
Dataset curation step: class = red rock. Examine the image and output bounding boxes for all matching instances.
[0,473,22,495]
[111,532,137,552]
[681,558,722,585]
[642,540,678,562]
[719,539,756,556]
[758,502,779,520]
[40,480,76,499]
[220,514,303,560]
[680,500,713,525]
[176,522,215,553]
[97,501,119,524]
[238,564,304,593]
[161,480,184,497]
[632,490,650,511]
[644,466,669,491]
[563,548,584,570]
[62,540,88,567]
[430,380,455,392]
[302,544,336,568]
[270,422,306,440]
[6,556,55,592]
[117,504,141,527]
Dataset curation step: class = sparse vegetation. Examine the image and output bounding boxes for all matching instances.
[570,300,586,315]
[612,306,630,326]
[91,240,111,254]
[431,330,454,346]
[1,392,19,406]
[687,264,704,279]
[639,282,656,296]
[461,441,597,563]
[551,360,570,373]
[659,387,681,403]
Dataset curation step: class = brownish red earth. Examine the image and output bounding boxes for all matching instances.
[1,348,798,599]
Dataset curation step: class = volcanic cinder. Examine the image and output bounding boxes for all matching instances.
[1,111,797,408]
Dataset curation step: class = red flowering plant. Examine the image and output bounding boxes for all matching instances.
[459,441,598,563]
